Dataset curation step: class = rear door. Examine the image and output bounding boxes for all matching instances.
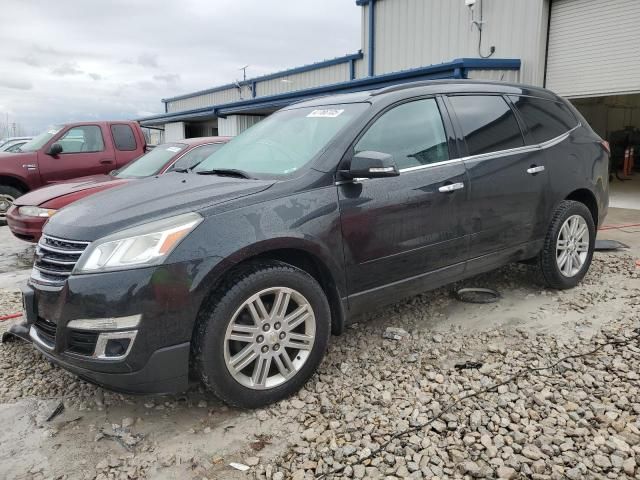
[338,97,470,311]
[446,94,547,262]
[38,125,115,183]
[110,123,141,168]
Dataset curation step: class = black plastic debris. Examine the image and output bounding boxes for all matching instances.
[46,401,65,422]
[454,361,484,370]
[594,239,629,251]
[455,287,501,304]
[1,320,31,343]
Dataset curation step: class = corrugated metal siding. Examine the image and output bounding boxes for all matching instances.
[466,69,520,83]
[546,0,640,98]
[218,115,263,137]
[372,0,548,86]
[166,87,245,113]
[257,63,350,96]
[164,122,185,141]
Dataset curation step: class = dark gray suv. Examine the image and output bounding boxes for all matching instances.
[19,80,609,407]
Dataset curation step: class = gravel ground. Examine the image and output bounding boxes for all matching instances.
[1,249,639,479]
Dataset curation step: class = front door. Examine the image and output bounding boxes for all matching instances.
[446,94,548,260]
[338,97,470,312]
[38,125,115,183]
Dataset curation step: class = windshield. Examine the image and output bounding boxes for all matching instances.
[115,143,187,178]
[194,103,368,177]
[19,125,63,152]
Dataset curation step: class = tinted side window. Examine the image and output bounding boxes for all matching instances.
[449,95,524,156]
[509,96,578,143]
[111,124,137,151]
[169,143,225,171]
[58,126,105,153]
[354,98,449,169]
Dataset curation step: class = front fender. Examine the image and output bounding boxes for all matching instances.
[169,186,346,297]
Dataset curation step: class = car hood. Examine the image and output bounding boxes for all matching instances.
[14,174,124,207]
[43,172,276,241]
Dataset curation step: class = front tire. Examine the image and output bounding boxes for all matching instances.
[193,261,331,408]
[536,200,595,289]
[0,185,23,223]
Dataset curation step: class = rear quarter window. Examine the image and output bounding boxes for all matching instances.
[448,95,524,156]
[111,124,137,151]
[509,96,578,144]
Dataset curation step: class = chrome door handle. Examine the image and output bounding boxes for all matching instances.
[527,165,545,174]
[438,182,464,193]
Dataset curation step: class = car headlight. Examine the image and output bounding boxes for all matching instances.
[74,212,202,273]
[18,206,57,218]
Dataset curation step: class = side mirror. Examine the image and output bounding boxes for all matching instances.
[47,143,63,156]
[341,151,399,179]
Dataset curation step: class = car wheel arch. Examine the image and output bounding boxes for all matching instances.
[0,175,29,195]
[565,188,598,226]
[189,240,347,360]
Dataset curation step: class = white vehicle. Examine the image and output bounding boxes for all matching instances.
[0,139,32,152]
[0,137,32,151]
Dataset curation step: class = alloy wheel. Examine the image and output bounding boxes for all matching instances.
[0,194,15,220]
[556,214,589,277]
[223,287,316,390]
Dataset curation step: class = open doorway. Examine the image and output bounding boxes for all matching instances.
[571,94,640,210]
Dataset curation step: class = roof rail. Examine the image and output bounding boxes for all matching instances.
[370,79,467,96]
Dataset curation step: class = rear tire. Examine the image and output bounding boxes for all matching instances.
[192,261,331,408]
[0,185,23,224]
[536,200,595,289]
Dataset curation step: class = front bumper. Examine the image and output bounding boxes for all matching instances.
[21,260,213,394]
[6,206,46,242]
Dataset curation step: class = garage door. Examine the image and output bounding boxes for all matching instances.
[546,0,640,98]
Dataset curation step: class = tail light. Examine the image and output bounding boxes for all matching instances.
[600,140,611,155]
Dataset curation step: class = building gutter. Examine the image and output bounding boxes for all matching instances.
[140,58,520,125]
[543,0,552,87]
[161,51,363,104]
[368,0,376,77]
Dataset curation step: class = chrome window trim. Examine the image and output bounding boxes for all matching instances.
[396,123,580,174]
[335,124,579,184]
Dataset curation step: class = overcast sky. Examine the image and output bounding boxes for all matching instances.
[0,0,361,135]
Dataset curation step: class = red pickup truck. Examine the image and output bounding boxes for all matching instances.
[0,121,147,220]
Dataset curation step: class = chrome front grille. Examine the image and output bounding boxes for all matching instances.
[31,235,89,286]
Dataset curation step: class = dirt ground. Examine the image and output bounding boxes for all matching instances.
[0,207,638,480]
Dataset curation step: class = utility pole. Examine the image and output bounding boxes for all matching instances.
[239,65,249,82]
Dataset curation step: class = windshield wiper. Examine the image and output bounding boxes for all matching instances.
[196,168,253,179]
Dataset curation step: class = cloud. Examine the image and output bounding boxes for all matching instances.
[137,53,159,68]
[0,78,33,90]
[153,73,180,85]
[0,0,361,133]
[17,54,42,67]
[51,62,83,76]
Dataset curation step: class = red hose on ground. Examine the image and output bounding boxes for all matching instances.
[0,313,22,322]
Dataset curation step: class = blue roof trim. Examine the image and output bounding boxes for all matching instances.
[140,58,521,125]
[356,0,372,5]
[162,51,363,103]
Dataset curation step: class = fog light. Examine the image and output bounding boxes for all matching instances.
[104,338,131,357]
[94,330,137,360]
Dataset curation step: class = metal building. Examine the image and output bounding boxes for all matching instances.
[140,0,640,187]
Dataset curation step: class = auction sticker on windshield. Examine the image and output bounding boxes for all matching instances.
[306,109,344,118]
[166,146,182,152]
